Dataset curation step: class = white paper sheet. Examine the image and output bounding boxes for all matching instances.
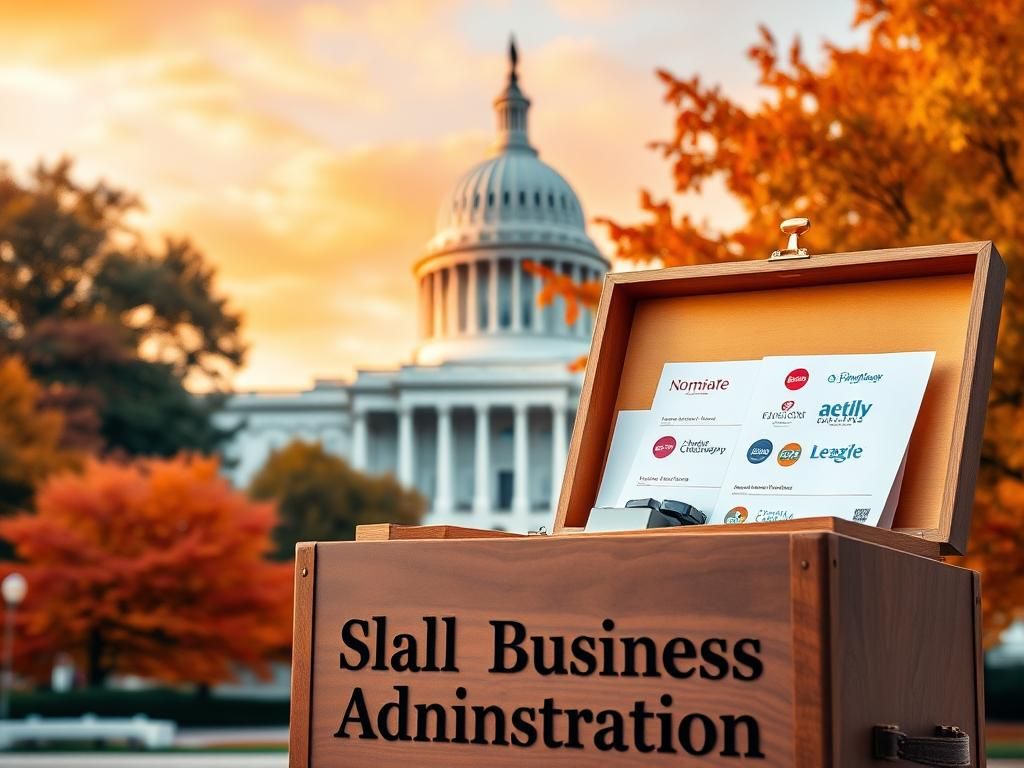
[709,352,935,527]
[593,410,653,508]
[613,360,761,512]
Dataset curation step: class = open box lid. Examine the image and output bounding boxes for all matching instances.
[553,241,1005,556]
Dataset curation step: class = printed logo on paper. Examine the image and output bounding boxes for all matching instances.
[724,506,749,524]
[652,436,677,459]
[668,377,731,394]
[827,371,884,384]
[777,442,803,466]
[761,399,806,424]
[809,443,864,463]
[746,439,773,464]
[784,368,810,390]
[817,400,873,425]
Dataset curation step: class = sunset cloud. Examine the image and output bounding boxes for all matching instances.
[0,0,857,389]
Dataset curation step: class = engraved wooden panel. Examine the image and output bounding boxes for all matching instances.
[556,242,1005,555]
[306,534,797,766]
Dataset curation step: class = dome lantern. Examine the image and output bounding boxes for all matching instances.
[493,36,536,156]
[412,38,609,367]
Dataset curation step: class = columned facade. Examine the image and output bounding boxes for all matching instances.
[331,397,578,527]
[215,42,607,534]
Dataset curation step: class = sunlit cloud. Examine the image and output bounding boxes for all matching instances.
[0,0,857,389]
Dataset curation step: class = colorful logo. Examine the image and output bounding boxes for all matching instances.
[652,436,677,459]
[781,400,795,412]
[785,368,810,390]
[746,439,773,464]
[817,400,872,424]
[777,442,803,466]
[724,506,749,524]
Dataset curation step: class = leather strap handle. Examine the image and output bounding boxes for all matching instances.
[873,725,970,767]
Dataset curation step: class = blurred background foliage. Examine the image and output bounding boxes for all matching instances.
[538,0,1024,645]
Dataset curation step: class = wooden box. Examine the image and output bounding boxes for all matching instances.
[289,242,1005,767]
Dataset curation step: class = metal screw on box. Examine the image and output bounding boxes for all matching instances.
[769,217,812,261]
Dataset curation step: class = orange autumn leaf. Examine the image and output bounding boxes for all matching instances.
[0,455,293,686]
[553,0,1024,645]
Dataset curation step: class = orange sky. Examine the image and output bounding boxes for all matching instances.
[0,0,860,390]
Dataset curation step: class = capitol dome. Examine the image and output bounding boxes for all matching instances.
[414,41,608,366]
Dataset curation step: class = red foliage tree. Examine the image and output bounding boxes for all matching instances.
[1,456,293,687]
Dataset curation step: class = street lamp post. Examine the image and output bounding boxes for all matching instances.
[0,573,27,720]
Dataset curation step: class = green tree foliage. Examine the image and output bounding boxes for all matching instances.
[249,441,426,557]
[0,159,244,456]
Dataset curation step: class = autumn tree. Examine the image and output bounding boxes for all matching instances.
[0,357,79,515]
[0,456,292,687]
[0,159,244,456]
[249,441,426,557]
[536,0,1024,641]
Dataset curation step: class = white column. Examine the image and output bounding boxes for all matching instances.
[511,256,522,332]
[550,401,567,512]
[432,269,444,339]
[512,403,529,517]
[467,260,479,334]
[352,410,368,471]
[532,258,545,332]
[552,260,565,335]
[434,405,453,516]
[583,268,594,335]
[397,405,414,486]
[488,258,500,332]
[572,262,585,336]
[473,404,490,514]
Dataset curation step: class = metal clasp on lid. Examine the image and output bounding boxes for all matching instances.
[769,217,811,261]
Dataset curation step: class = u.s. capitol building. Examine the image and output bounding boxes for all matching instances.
[217,46,608,533]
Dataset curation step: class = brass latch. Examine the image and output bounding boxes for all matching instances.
[769,218,811,261]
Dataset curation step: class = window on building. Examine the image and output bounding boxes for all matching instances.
[497,471,514,511]
[521,266,533,328]
[498,259,512,329]
[477,261,490,330]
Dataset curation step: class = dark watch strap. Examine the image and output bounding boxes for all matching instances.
[873,725,970,767]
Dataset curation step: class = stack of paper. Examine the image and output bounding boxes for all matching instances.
[593,352,934,528]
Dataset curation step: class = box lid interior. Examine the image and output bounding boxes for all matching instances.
[554,242,1004,555]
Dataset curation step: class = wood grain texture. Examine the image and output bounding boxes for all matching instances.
[790,534,833,768]
[560,516,943,559]
[554,241,1005,556]
[831,535,981,767]
[941,243,1006,553]
[288,542,317,768]
[557,272,636,542]
[308,534,796,766]
[355,524,523,542]
[973,573,988,768]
